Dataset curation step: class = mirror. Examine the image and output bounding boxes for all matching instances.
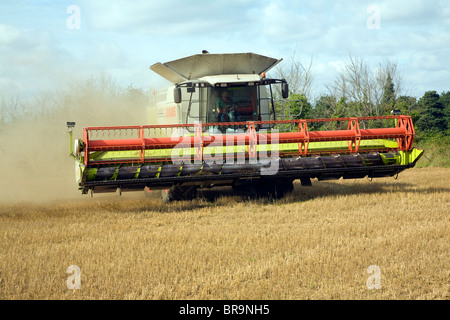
[282,82,289,99]
[174,87,182,103]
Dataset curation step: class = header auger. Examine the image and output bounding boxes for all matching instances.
[68,52,423,202]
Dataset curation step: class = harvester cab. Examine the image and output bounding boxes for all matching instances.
[68,52,424,202]
[149,52,288,130]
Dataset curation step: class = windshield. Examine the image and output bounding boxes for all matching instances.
[180,83,273,131]
[207,86,258,123]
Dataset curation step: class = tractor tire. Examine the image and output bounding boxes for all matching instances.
[161,184,198,203]
[256,179,294,199]
[232,184,257,198]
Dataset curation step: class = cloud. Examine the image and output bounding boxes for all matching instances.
[0,22,132,98]
[379,0,443,25]
[1,0,449,102]
[0,24,68,95]
[0,24,22,45]
[81,0,255,37]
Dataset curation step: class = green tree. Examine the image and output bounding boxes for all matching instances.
[381,73,396,115]
[416,91,447,134]
[438,91,450,134]
[394,96,417,115]
[276,93,313,121]
[311,95,337,130]
[332,97,348,130]
[333,97,347,118]
[313,95,336,119]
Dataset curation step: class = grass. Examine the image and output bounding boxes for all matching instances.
[0,167,449,300]
[414,137,450,168]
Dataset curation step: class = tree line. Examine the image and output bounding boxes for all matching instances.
[275,54,449,140]
[1,55,448,142]
[0,74,151,129]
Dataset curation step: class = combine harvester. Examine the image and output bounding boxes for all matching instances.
[67,52,423,202]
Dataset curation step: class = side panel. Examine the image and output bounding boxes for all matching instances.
[154,85,180,125]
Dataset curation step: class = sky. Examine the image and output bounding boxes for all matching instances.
[0,0,449,101]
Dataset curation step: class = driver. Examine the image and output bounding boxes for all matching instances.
[216,89,232,122]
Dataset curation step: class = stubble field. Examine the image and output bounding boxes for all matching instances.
[0,167,448,300]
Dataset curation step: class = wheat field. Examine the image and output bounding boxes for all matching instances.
[0,167,448,300]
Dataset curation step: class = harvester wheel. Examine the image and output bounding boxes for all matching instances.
[300,177,312,187]
[232,184,257,198]
[161,185,197,203]
[256,179,294,200]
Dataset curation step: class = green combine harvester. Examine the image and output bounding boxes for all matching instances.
[67,52,423,202]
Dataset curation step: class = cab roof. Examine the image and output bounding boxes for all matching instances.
[150,52,282,84]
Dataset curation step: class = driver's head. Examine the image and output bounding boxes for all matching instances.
[221,90,229,101]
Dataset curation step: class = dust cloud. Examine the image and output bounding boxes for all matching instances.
[0,75,157,204]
